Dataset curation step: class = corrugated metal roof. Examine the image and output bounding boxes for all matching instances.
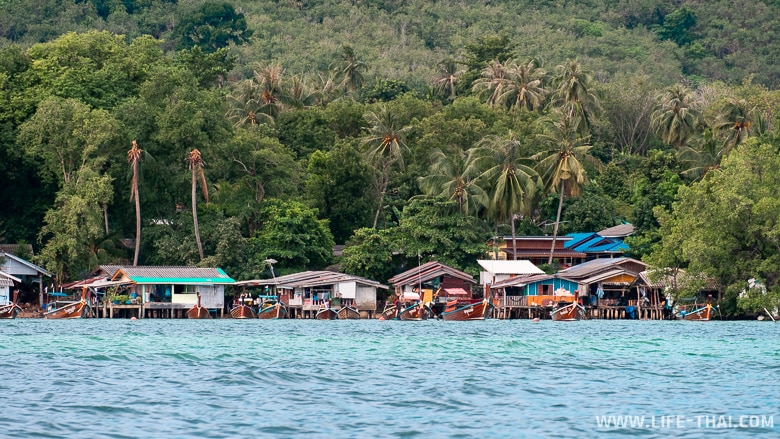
[599,223,634,238]
[0,244,34,256]
[111,266,234,284]
[0,271,22,283]
[388,261,475,287]
[559,257,645,278]
[1,252,53,277]
[236,271,387,289]
[477,260,545,275]
[503,249,586,258]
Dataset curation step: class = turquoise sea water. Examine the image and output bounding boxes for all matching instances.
[1,319,778,438]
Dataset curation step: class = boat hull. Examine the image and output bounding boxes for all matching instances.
[399,304,431,321]
[551,302,585,321]
[378,305,397,320]
[315,308,338,320]
[187,306,210,319]
[230,305,257,319]
[441,300,492,321]
[257,303,287,319]
[337,306,360,320]
[680,305,712,321]
[0,304,21,319]
[44,301,89,319]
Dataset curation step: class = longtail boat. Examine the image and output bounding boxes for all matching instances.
[187,292,210,319]
[399,302,433,321]
[0,290,21,319]
[230,293,256,319]
[377,303,398,320]
[337,305,360,320]
[257,296,287,319]
[440,298,492,321]
[551,301,586,321]
[44,288,91,320]
[677,303,713,321]
[315,305,338,320]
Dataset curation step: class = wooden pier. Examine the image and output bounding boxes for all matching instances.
[492,296,668,320]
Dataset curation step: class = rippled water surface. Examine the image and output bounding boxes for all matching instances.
[1,319,778,438]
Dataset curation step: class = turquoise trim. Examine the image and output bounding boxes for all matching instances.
[127,276,235,284]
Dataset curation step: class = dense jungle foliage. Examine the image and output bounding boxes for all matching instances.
[2,0,780,315]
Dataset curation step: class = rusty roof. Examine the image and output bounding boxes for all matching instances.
[237,271,387,289]
[388,261,475,287]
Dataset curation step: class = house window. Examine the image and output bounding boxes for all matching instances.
[540,284,552,295]
[175,284,197,295]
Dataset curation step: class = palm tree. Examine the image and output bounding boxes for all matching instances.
[712,98,754,155]
[472,60,508,107]
[417,148,488,216]
[433,59,465,101]
[186,149,209,261]
[551,60,600,134]
[500,59,547,111]
[127,140,142,266]
[225,79,272,128]
[533,112,599,264]
[361,105,413,228]
[253,64,289,119]
[678,128,722,181]
[335,45,366,94]
[475,132,540,260]
[651,84,699,148]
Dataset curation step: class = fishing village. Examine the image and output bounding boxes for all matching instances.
[1,225,728,323]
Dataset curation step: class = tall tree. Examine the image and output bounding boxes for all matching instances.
[551,60,600,134]
[334,45,366,94]
[501,59,547,111]
[534,113,599,264]
[712,98,755,155]
[186,149,208,261]
[472,60,508,107]
[418,148,488,217]
[361,105,413,228]
[127,140,143,266]
[475,132,540,260]
[433,59,465,101]
[652,84,700,148]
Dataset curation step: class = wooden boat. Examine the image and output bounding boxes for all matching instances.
[337,305,360,320]
[678,303,713,321]
[315,305,338,320]
[399,302,433,321]
[230,304,256,319]
[230,293,257,319]
[377,303,398,320]
[551,301,586,321]
[187,292,210,319]
[44,288,91,320]
[257,296,287,320]
[440,298,492,321]
[0,290,21,319]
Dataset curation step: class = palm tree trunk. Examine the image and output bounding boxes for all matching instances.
[103,203,109,235]
[132,170,141,266]
[372,169,389,229]
[511,214,517,261]
[192,167,204,261]
[548,180,565,265]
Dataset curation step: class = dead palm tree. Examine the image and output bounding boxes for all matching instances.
[186,149,209,261]
[127,140,142,266]
[335,45,366,94]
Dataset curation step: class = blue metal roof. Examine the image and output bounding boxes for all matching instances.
[565,233,629,254]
